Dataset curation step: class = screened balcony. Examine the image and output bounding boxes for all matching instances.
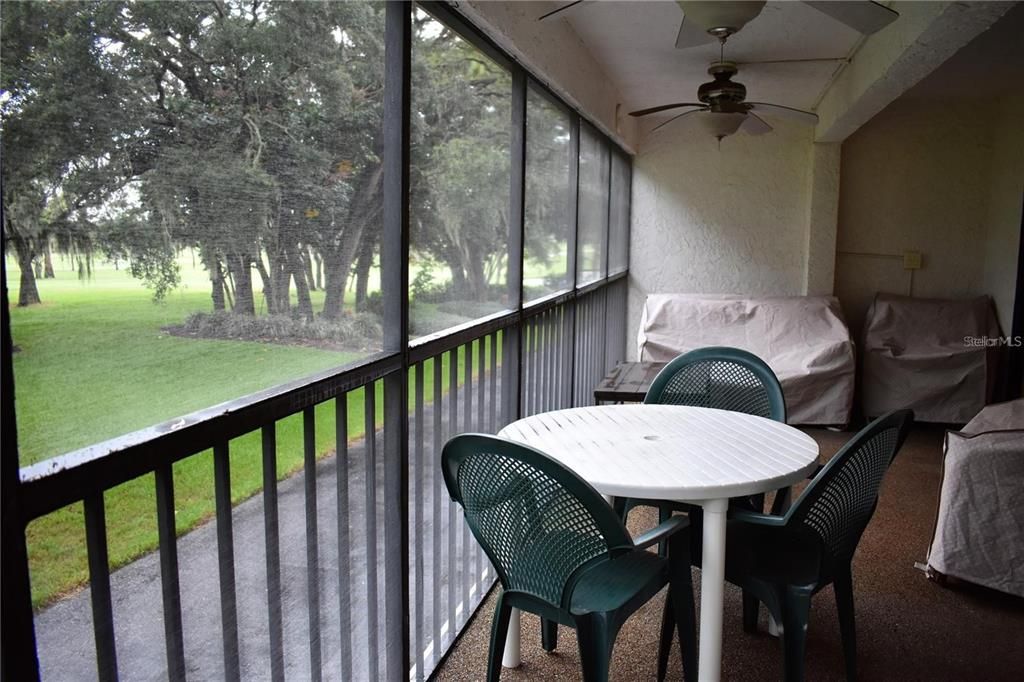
[3,1,1023,681]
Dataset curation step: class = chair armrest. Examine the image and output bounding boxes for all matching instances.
[728,508,787,527]
[633,515,689,550]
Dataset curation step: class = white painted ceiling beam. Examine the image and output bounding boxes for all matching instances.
[814,0,1016,143]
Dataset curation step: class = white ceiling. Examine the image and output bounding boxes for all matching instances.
[546,1,869,131]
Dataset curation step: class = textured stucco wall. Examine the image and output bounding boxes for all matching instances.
[804,143,841,295]
[455,1,637,151]
[983,96,1024,332]
[835,97,1000,337]
[626,119,816,359]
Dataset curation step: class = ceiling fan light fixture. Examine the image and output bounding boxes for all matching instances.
[678,1,767,35]
[698,111,747,141]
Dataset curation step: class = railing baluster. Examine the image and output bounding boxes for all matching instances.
[544,310,554,411]
[431,354,444,667]
[154,464,186,681]
[303,407,322,680]
[83,492,118,682]
[447,349,458,638]
[530,318,540,416]
[335,395,353,682]
[489,332,498,432]
[462,342,474,615]
[477,337,486,430]
[464,340,474,430]
[414,363,426,680]
[261,425,285,682]
[213,442,241,682]
[364,384,379,681]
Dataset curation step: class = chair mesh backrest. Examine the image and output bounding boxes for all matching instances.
[789,414,909,562]
[445,438,629,607]
[647,348,783,421]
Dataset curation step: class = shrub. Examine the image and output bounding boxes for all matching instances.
[177,310,382,348]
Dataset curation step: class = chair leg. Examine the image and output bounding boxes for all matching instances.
[574,614,615,682]
[487,592,513,682]
[834,567,857,681]
[541,617,558,652]
[742,590,760,633]
[770,486,793,516]
[657,594,674,682]
[657,505,672,557]
[781,586,813,682]
[670,580,698,680]
[660,532,697,681]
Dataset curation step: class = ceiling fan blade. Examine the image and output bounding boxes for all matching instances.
[651,108,706,133]
[802,1,898,35]
[741,112,773,135]
[674,14,716,49]
[746,102,819,125]
[629,103,706,118]
[538,0,588,22]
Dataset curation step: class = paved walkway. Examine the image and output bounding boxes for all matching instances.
[35,377,503,681]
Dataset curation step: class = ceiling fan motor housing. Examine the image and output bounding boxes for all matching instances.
[698,61,746,108]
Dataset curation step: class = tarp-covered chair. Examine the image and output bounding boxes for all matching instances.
[926,399,1024,597]
[637,294,855,425]
[861,293,1002,423]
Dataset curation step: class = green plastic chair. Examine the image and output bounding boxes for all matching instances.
[659,409,914,682]
[442,433,698,682]
[617,346,789,524]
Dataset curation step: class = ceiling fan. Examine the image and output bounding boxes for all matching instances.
[540,1,899,48]
[628,60,819,141]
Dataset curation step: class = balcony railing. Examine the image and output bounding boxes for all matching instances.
[2,274,627,681]
[0,3,631,680]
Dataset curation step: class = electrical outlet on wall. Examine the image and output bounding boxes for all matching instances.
[903,250,923,270]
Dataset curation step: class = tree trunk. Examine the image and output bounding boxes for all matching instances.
[14,238,41,306]
[313,250,324,290]
[228,254,255,316]
[321,161,383,320]
[271,255,290,315]
[354,237,376,312]
[466,246,487,302]
[254,255,275,314]
[304,246,317,292]
[33,259,44,280]
[321,254,348,320]
[43,244,55,278]
[291,255,314,322]
[442,246,467,299]
[204,251,226,311]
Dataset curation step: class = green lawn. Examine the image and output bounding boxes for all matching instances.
[7,253,492,608]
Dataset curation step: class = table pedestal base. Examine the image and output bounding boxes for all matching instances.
[697,498,729,681]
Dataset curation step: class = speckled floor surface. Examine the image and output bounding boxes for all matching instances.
[432,426,1024,681]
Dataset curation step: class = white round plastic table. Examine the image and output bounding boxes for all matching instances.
[496,404,819,682]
